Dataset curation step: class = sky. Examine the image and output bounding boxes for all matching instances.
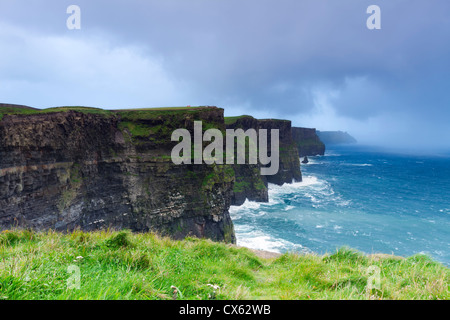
[0,0,449,151]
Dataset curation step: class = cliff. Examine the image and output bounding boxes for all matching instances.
[225,115,302,206]
[224,116,268,205]
[317,131,357,145]
[0,104,304,243]
[258,119,302,185]
[292,127,325,157]
[0,105,235,243]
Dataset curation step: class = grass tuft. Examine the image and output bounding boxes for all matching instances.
[323,247,369,265]
[104,230,132,249]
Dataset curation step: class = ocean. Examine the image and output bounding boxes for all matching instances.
[230,145,450,266]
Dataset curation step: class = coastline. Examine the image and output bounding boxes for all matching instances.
[230,147,450,267]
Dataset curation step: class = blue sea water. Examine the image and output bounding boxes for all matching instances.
[230,145,450,266]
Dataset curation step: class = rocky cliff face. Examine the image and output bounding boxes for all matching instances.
[225,116,268,206]
[0,107,235,243]
[259,119,302,185]
[0,105,304,242]
[225,116,302,206]
[292,127,326,157]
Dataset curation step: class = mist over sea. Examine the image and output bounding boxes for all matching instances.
[230,145,450,266]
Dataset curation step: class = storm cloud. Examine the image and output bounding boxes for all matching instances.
[0,0,449,150]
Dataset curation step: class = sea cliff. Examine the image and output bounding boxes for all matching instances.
[0,105,235,243]
[317,130,357,145]
[225,115,302,206]
[292,127,325,157]
[0,105,302,243]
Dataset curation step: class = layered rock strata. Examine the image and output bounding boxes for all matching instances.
[225,115,302,205]
[292,127,326,157]
[0,105,304,242]
[0,107,235,242]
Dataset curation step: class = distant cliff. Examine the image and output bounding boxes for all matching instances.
[0,105,303,242]
[225,115,302,206]
[292,127,325,157]
[317,131,357,145]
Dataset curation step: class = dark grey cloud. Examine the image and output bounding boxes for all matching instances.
[0,0,449,149]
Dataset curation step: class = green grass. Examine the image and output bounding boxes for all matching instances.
[115,106,215,122]
[0,229,448,300]
[0,106,41,121]
[0,106,114,121]
[114,106,209,112]
[43,106,114,117]
[115,106,223,145]
[224,115,254,125]
[233,180,251,193]
[254,178,267,191]
[0,105,221,145]
[118,121,153,137]
[0,106,212,122]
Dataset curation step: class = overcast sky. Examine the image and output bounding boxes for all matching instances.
[1,0,449,150]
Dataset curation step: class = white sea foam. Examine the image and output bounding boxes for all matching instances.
[229,199,273,222]
[239,199,262,210]
[230,175,349,253]
[325,152,341,157]
[236,234,285,253]
[267,175,350,208]
[303,157,325,165]
[234,227,309,254]
[229,199,262,217]
[344,163,373,167]
[333,225,343,233]
[268,175,321,197]
[337,199,352,207]
[433,250,444,257]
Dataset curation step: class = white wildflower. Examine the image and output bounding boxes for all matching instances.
[207,284,220,290]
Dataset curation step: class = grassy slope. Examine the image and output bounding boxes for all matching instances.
[0,229,448,300]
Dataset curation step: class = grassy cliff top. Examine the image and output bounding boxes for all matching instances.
[0,105,220,121]
[224,115,255,125]
[0,229,448,300]
[224,115,291,126]
[114,106,221,121]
